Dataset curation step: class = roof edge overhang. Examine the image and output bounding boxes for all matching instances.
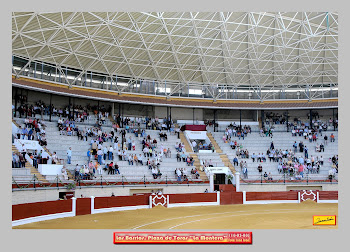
[12,75,338,111]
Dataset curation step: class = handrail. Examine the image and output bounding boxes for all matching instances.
[12,174,209,190]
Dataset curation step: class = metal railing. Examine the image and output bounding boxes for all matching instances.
[239,173,338,185]
[12,174,209,191]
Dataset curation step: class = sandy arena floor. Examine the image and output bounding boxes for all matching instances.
[13,201,338,229]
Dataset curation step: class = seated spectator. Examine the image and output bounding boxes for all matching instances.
[151,167,158,179]
[263,172,268,180]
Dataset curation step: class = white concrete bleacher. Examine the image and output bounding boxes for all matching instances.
[12,114,337,184]
[33,118,200,182]
[211,130,338,180]
[12,168,33,183]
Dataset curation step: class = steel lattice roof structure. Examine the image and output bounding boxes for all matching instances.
[12,12,338,101]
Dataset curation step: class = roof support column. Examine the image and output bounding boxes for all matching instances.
[333,108,335,131]
[239,109,242,130]
[169,107,172,127]
[261,110,265,129]
[72,98,75,120]
[14,87,18,118]
[214,109,217,132]
[49,94,52,122]
[167,106,169,130]
[309,109,312,129]
[68,96,71,120]
[193,108,195,124]
[286,110,289,132]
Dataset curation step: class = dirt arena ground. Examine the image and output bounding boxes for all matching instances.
[13,201,337,229]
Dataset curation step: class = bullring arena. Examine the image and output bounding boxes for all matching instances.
[11,12,338,231]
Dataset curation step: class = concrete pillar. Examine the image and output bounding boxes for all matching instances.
[239,109,242,130]
[286,110,288,132]
[14,87,18,117]
[261,110,265,128]
[97,100,100,118]
[235,172,240,192]
[71,197,76,216]
[149,195,153,208]
[72,97,75,120]
[90,196,95,214]
[209,173,214,192]
[309,109,312,128]
[213,109,216,132]
[111,102,115,118]
[193,108,195,124]
[49,94,52,122]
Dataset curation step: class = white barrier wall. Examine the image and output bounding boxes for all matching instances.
[38,164,63,175]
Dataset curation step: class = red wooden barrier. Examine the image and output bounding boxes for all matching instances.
[76,198,91,216]
[12,199,72,221]
[318,191,338,200]
[168,193,217,204]
[94,195,149,209]
[246,192,298,201]
[220,192,243,205]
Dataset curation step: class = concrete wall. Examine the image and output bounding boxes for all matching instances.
[12,184,209,205]
[115,103,154,117]
[287,109,338,120]
[171,107,203,121]
[154,106,204,121]
[12,87,112,109]
[203,109,256,121]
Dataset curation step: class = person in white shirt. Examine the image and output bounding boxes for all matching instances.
[66,147,72,164]
[128,154,133,165]
[138,154,144,165]
[52,152,58,164]
[96,163,103,175]
[103,146,108,160]
[114,141,118,151]
[176,168,182,181]
[143,146,149,157]
[192,140,197,152]
[97,149,103,164]
[61,167,68,180]
[108,146,114,160]
[152,167,158,179]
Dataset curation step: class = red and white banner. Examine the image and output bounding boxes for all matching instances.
[113,231,252,244]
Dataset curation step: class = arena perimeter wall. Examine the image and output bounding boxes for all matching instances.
[12,191,338,226]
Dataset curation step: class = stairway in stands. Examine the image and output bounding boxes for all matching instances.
[207,132,236,173]
[179,132,193,152]
[190,153,208,181]
[207,132,222,153]
[12,145,48,183]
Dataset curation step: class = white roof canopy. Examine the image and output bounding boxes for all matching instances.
[12,12,338,100]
